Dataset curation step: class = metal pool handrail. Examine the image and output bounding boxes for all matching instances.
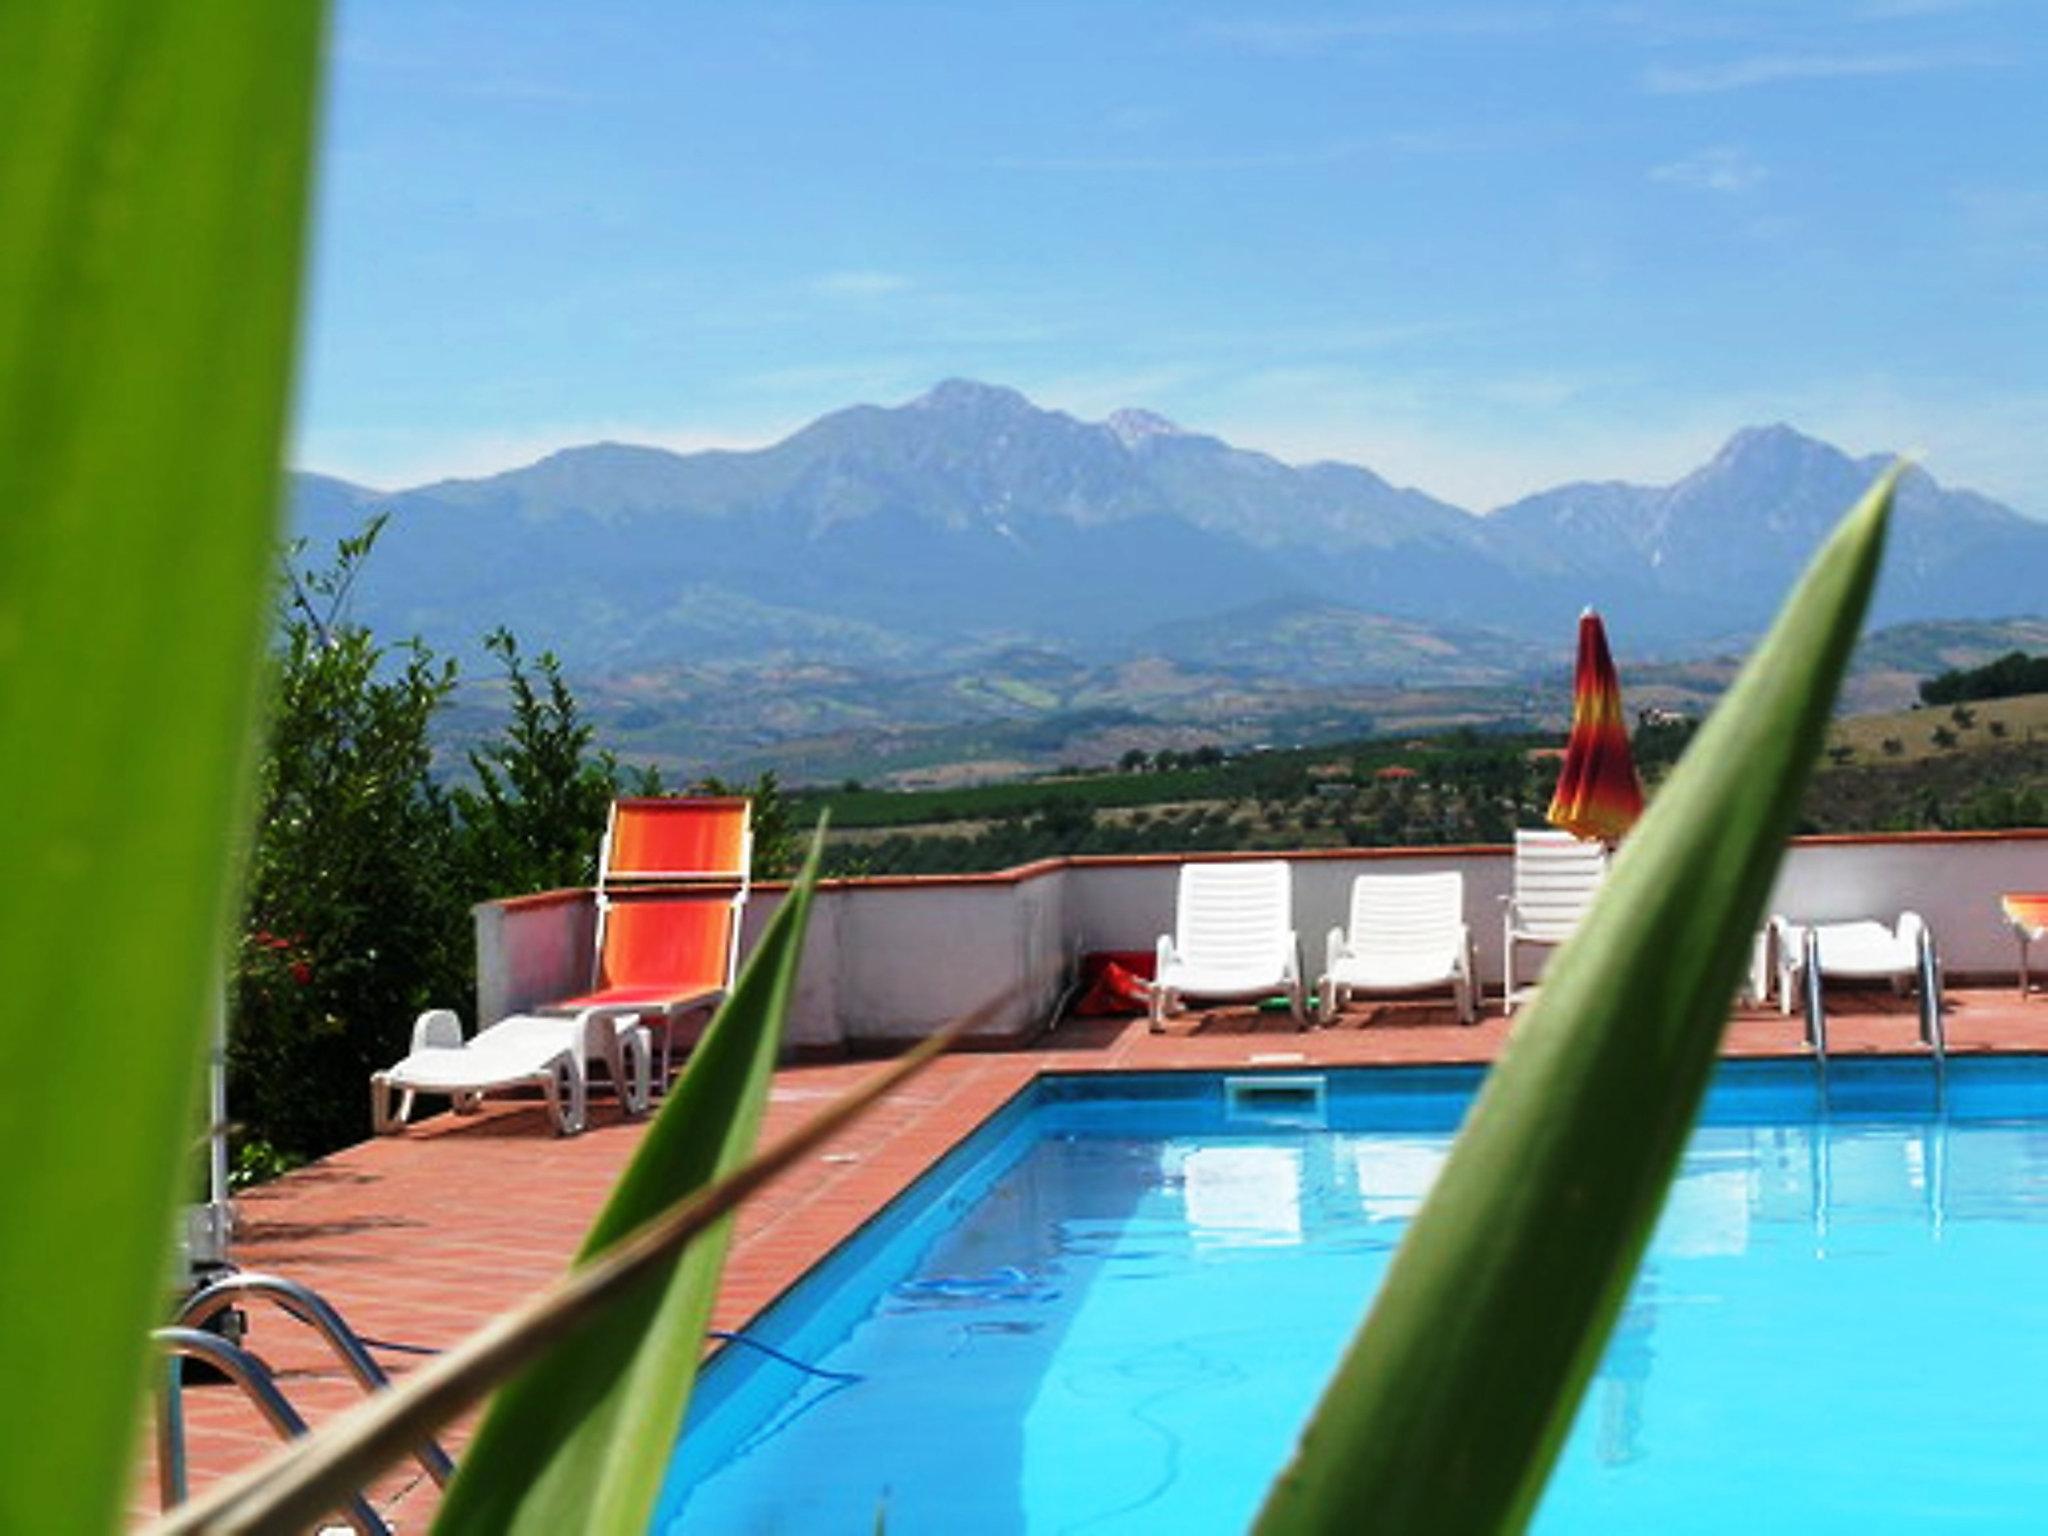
[1802,927,1829,1073]
[1918,925,1947,1088]
[152,1326,389,1536]
[174,1270,455,1487]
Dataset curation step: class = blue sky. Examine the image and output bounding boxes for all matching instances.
[299,1,2046,514]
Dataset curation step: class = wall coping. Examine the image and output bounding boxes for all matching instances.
[476,886,589,916]
[472,827,2048,910]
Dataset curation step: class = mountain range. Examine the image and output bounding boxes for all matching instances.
[291,380,2047,776]
[294,378,2045,675]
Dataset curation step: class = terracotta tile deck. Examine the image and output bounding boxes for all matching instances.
[145,985,2048,1529]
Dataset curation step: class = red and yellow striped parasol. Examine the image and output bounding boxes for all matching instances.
[1546,607,1644,845]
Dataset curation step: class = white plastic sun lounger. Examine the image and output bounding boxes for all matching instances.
[1321,871,1478,1025]
[1501,829,1607,1015]
[1151,861,1305,1031]
[1770,913,1940,1016]
[371,1009,652,1137]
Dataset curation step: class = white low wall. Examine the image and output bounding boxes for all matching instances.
[474,831,2048,1053]
[474,889,596,1027]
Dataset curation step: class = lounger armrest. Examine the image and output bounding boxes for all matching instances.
[1155,934,1176,979]
[1897,911,1928,950]
[410,1008,464,1052]
[1326,925,1348,976]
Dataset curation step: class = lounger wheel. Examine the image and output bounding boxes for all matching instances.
[621,1025,654,1118]
[545,1053,588,1136]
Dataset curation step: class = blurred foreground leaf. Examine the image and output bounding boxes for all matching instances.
[0,5,322,1533]
[432,841,822,1532]
[1256,468,1900,1535]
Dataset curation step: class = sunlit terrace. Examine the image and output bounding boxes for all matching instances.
[145,827,2048,1527]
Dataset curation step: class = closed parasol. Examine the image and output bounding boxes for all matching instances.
[1546,607,1645,845]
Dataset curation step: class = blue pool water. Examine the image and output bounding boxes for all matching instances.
[655,1060,2048,1533]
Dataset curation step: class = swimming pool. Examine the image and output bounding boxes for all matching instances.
[655,1059,2048,1533]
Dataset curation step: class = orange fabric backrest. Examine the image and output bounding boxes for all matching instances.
[598,893,736,990]
[605,797,750,881]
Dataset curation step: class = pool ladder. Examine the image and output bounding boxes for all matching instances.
[155,1272,454,1534]
[1800,928,1947,1087]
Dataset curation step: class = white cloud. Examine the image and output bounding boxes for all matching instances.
[1200,10,1558,54]
[1861,0,1996,16]
[1021,366,1214,420]
[1953,183,2048,258]
[1106,104,1173,133]
[1643,48,1996,93]
[1100,363,2048,517]
[985,145,1357,173]
[293,418,790,490]
[1649,145,1767,193]
[809,270,914,298]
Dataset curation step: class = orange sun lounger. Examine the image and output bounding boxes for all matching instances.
[541,795,754,1087]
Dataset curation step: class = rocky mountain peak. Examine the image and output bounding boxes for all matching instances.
[1104,408,1185,448]
[1704,422,1846,479]
[910,378,1033,416]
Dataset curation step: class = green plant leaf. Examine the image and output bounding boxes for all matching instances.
[0,6,322,1534]
[1256,468,1900,1536]
[431,835,823,1532]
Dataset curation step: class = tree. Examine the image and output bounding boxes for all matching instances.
[452,628,654,897]
[1118,748,1148,773]
[1920,650,2048,705]
[1931,726,1959,750]
[234,522,464,1159]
